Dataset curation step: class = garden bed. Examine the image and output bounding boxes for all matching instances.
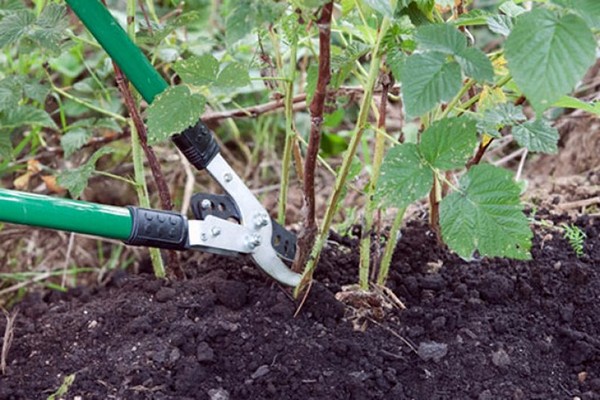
[1,212,599,400]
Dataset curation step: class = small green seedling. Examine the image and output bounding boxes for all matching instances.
[561,224,586,257]
[47,373,76,400]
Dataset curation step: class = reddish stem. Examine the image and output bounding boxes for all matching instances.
[292,2,334,273]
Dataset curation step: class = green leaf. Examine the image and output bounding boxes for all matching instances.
[147,86,206,145]
[420,116,478,170]
[376,143,433,208]
[477,103,526,135]
[0,10,34,48]
[505,9,596,113]
[23,81,49,104]
[414,23,466,55]
[214,62,250,90]
[512,119,559,154]
[61,128,92,158]
[552,96,600,116]
[57,147,113,198]
[456,47,494,82]
[0,105,57,129]
[454,9,493,26]
[0,77,22,111]
[387,47,406,82]
[305,64,319,105]
[174,54,219,86]
[320,133,348,157]
[487,14,513,36]
[225,1,256,46]
[499,1,526,18]
[401,52,462,116]
[440,164,532,260]
[363,0,394,17]
[29,3,68,55]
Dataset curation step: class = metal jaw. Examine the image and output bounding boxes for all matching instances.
[189,154,301,287]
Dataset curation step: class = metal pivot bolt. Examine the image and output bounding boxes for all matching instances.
[245,233,262,249]
[223,173,233,183]
[211,227,221,237]
[201,199,212,210]
[254,213,269,229]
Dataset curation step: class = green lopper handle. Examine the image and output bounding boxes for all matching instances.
[65,0,168,104]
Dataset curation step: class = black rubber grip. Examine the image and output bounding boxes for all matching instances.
[171,119,219,170]
[125,207,189,250]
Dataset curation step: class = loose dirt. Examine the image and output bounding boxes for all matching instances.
[1,212,599,400]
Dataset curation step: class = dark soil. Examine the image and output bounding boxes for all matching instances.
[1,213,600,400]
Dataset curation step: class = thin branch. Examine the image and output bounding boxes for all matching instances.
[292,2,334,273]
[201,86,400,123]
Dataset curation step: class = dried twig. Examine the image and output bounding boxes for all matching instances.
[559,196,600,210]
[201,86,399,123]
[1,307,19,375]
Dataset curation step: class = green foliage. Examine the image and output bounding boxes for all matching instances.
[440,165,532,260]
[47,373,76,400]
[561,223,586,257]
[146,86,206,145]
[377,116,477,208]
[401,23,494,116]
[57,148,114,199]
[401,52,462,116]
[174,55,250,90]
[505,9,596,113]
[0,4,68,55]
[512,119,559,154]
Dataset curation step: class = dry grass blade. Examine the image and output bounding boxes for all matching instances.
[1,307,19,375]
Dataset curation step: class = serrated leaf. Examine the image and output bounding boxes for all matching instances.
[440,164,532,260]
[376,143,433,208]
[0,105,57,129]
[147,86,206,145]
[505,9,596,113]
[61,128,92,158]
[29,3,68,55]
[57,147,113,198]
[401,52,462,116]
[513,119,559,154]
[499,1,526,18]
[214,62,250,90]
[225,1,256,46]
[363,0,394,17]
[174,54,219,86]
[23,81,50,104]
[487,14,513,36]
[420,116,477,170]
[0,78,22,111]
[477,103,525,135]
[138,11,203,45]
[456,47,494,82]
[0,10,34,48]
[387,48,406,82]
[414,23,466,55]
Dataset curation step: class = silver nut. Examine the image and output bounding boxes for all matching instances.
[211,227,221,237]
[245,234,262,249]
[201,199,212,210]
[201,233,208,242]
[223,173,233,183]
[254,213,269,228]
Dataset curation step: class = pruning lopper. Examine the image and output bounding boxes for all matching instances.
[0,0,301,286]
